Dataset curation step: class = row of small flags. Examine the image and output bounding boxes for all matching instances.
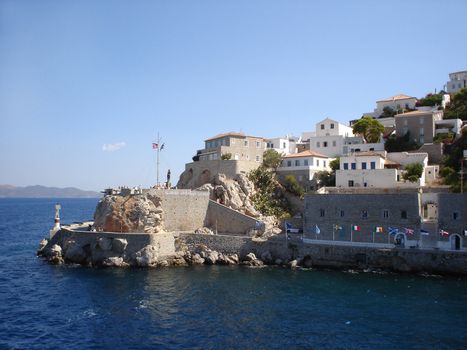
[308,224,464,237]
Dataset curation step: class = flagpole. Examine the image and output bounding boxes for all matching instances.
[372,229,375,244]
[350,225,353,242]
[332,225,335,242]
[156,132,160,186]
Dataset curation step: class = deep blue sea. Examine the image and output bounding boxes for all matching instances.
[1,198,467,350]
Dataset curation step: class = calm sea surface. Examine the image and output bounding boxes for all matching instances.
[0,198,466,350]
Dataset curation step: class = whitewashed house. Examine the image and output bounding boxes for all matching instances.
[308,118,355,158]
[265,136,298,155]
[276,150,333,190]
[335,151,434,188]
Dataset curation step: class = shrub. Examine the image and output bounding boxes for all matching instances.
[221,153,232,160]
[262,149,282,169]
[402,163,424,182]
[284,175,304,197]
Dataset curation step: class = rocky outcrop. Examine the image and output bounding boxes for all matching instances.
[93,191,164,233]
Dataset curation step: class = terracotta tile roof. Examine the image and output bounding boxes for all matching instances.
[205,132,264,142]
[384,159,400,165]
[377,94,416,102]
[283,150,328,159]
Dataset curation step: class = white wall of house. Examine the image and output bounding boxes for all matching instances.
[345,142,385,155]
[278,155,332,180]
[315,118,353,137]
[339,154,386,171]
[386,152,428,168]
[435,118,463,135]
[309,135,345,158]
[375,96,417,116]
[265,137,297,155]
[425,165,439,185]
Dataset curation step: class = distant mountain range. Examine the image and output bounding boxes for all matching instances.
[0,185,102,198]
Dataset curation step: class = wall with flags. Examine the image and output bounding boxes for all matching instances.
[304,192,422,244]
[437,193,467,248]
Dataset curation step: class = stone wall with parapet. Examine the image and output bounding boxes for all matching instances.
[177,160,260,189]
[438,193,467,247]
[177,233,467,274]
[206,200,261,235]
[149,189,211,232]
[304,192,422,244]
[49,228,175,258]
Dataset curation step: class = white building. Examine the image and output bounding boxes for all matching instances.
[308,118,356,158]
[336,151,434,188]
[277,150,333,189]
[265,136,298,155]
[446,71,467,94]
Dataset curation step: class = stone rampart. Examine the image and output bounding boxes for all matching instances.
[151,189,210,231]
[206,200,260,235]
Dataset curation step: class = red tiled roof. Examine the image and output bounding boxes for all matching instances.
[283,150,328,159]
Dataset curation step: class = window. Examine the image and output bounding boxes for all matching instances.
[401,210,407,219]
[361,210,368,219]
[298,175,303,181]
[244,140,249,147]
[321,124,325,130]
[369,148,374,151]
[323,161,327,167]
[246,155,249,160]
[295,160,300,166]
[332,140,336,147]
[362,162,367,170]
[419,136,424,144]
[304,159,309,166]
[316,159,320,166]
[287,160,292,167]
[323,141,328,147]
[419,127,424,136]
[256,155,260,162]
[320,209,325,217]
[234,154,239,160]
[256,141,261,148]
[405,103,409,109]
[383,209,389,219]
[453,212,459,220]
[370,161,376,169]
[343,163,348,170]
[330,123,335,129]
[340,210,345,217]
[348,180,354,187]
[317,142,320,148]
[351,163,356,170]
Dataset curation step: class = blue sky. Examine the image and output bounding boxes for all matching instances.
[1,0,466,191]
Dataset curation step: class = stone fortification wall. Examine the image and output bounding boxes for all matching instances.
[438,193,467,248]
[304,193,422,244]
[177,233,467,274]
[177,160,260,189]
[413,143,443,164]
[206,200,261,235]
[151,189,210,232]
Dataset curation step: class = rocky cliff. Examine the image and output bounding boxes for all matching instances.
[93,191,164,233]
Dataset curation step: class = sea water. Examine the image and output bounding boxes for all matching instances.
[0,198,466,350]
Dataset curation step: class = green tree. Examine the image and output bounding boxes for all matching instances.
[221,153,232,160]
[444,88,467,120]
[416,93,443,107]
[439,129,467,192]
[315,171,335,187]
[330,157,340,171]
[380,106,397,118]
[284,175,304,198]
[402,163,424,182]
[352,116,385,143]
[384,131,420,152]
[262,149,283,169]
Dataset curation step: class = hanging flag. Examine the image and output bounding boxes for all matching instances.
[375,226,384,233]
[464,229,467,237]
[352,225,360,231]
[315,225,320,234]
[160,143,165,150]
[420,229,430,236]
[439,229,449,237]
[339,227,346,238]
[388,227,398,235]
[333,224,342,231]
[152,143,159,150]
[404,228,414,235]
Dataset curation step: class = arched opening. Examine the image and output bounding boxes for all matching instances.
[450,234,462,250]
[394,233,406,247]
